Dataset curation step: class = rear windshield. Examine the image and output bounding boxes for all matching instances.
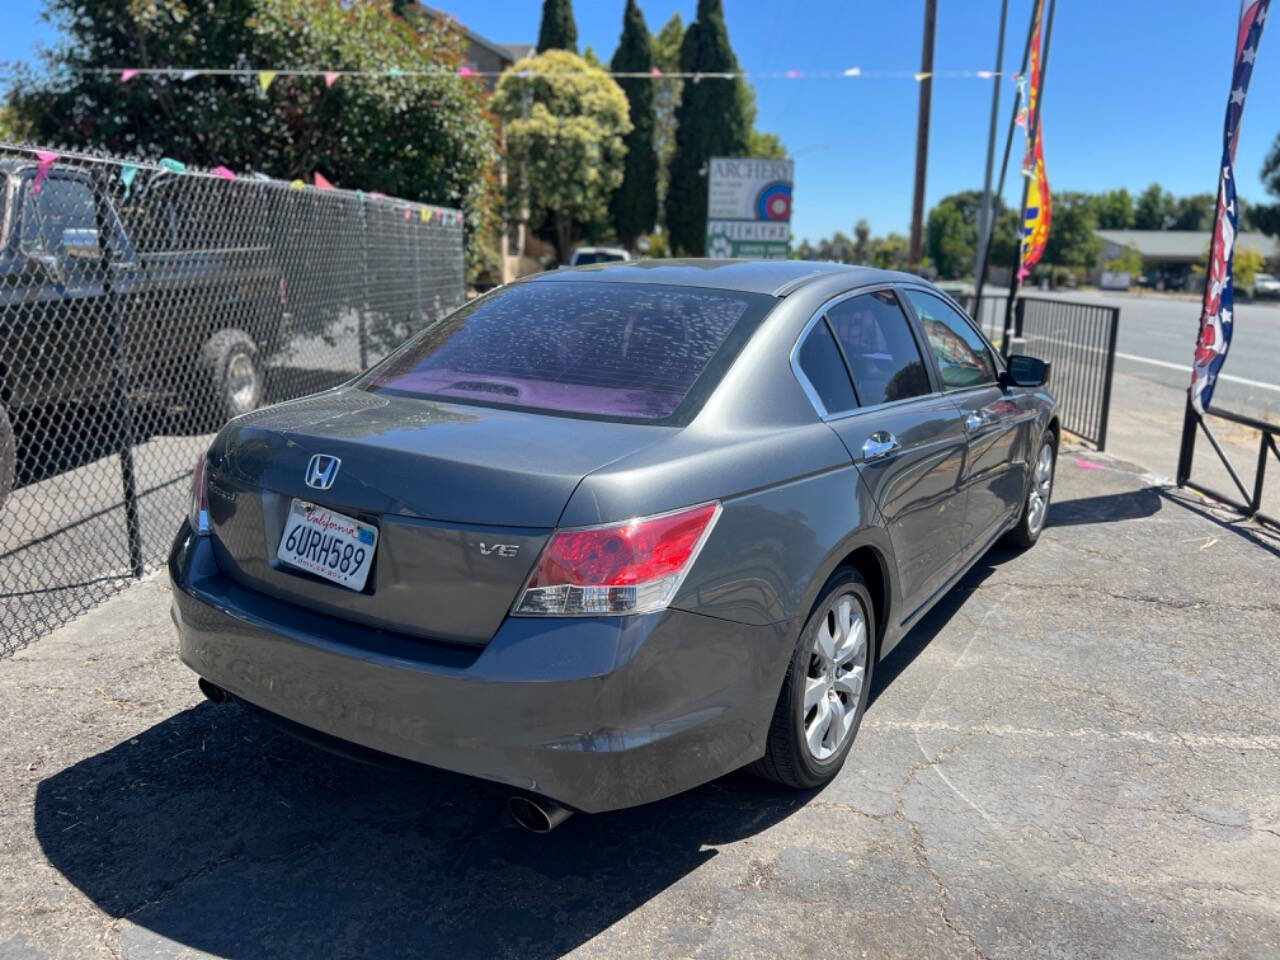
[361,281,773,423]
[572,251,626,265]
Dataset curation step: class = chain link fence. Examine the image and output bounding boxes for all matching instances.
[0,144,465,654]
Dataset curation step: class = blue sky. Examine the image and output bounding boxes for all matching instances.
[3,1,1278,243]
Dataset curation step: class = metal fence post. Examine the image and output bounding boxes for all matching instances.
[357,196,370,371]
[1095,306,1120,452]
[93,176,144,578]
[1176,400,1198,485]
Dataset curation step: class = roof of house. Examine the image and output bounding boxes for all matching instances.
[419,5,524,67]
[1096,229,1279,261]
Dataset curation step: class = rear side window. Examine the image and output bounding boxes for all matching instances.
[827,291,931,406]
[362,281,771,423]
[795,320,857,415]
[905,290,998,389]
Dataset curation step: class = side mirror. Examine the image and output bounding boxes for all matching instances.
[1004,354,1050,388]
[62,228,101,261]
[25,252,64,284]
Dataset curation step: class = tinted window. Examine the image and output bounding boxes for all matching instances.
[23,177,96,254]
[572,251,627,265]
[906,291,998,389]
[363,281,769,422]
[826,290,931,406]
[796,320,856,414]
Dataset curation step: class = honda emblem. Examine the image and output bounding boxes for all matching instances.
[305,454,341,491]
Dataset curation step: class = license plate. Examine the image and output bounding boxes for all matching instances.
[276,499,378,591]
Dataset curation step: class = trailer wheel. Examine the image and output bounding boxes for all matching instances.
[199,329,262,426]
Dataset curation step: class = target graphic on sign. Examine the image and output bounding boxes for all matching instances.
[755,182,793,222]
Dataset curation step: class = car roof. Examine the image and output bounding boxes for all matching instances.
[526,258,921,297]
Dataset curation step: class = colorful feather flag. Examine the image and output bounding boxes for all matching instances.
[1017,0,1052,282]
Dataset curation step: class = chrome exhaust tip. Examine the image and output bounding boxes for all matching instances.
[508,795,573,833]
[198,677,231,704]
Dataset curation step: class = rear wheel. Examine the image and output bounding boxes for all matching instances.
[752,567,874,789]
[198,329,262,427]
[1005,430,1057,549]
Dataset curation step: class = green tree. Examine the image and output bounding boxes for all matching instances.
[650,12,684,224]
[1134,183,1176,230]
[537,0,578,53]
[664,0,750,256]
[1172,193,1215,231]
[609,0,657,249]
[926,201,973,279]
[1236,246,1266,293]
[1103,244,1143,275]
[747,130,787,159]
[854,219,871,263]
[1093,188,1134,229]
[1250,133,1280,237]
[870,233,909,270]
[494,50,631,263]
[1043,191,1102,268]
[7,0,496,247]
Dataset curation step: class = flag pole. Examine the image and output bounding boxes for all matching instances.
[1001,0,1056,356]
[973,0,1009,294]
[975,3,1038,309]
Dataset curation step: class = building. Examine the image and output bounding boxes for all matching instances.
[420,6,532,90]
[1095,229,1280,291]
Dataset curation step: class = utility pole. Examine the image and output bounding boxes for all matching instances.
[973,0,1009,291]
[907,0,937,270]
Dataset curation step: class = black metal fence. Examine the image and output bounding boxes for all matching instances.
[1177,403,1280,529]
[0,144,465,655]
[962,294,1121,450]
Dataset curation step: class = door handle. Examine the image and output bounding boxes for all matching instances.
[861,431,900,462]
[965,411,988,431]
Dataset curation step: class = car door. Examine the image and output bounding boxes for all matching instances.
[15,172,113,405]
[902,288,1033,553]
[793,287,969,616]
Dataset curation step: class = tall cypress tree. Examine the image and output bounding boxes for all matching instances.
[609,0,657,248]
[664,0,749,256]
[536,0,578,54]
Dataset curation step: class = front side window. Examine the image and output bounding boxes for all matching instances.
[826,290,931,406]
[25,177,97,254]
[906,290,998,390]
[363,281,772,423]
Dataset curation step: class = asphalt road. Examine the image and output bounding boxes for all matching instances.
[1,448,1277,959]
[1036,290,1280,419]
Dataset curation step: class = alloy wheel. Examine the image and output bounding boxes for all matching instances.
[1027,441,1055,536]
[803,593,868,761]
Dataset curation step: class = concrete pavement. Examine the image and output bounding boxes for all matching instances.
[2,445,1277,959]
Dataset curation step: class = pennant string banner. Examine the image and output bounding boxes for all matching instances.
[80,65,1010,83]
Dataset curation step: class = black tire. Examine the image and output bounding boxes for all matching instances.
[1004,429,1058,549]
[752,566,875,789]
[198,329,262,427]
[0,402,14,511]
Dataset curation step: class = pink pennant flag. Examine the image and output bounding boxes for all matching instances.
[32,150,58,195]
[455,212,463,225]
[784,70,804,79]
[404,207,412,221]
[651,67,663,77]
[211,165,236,180]
[313,171,333,190]
[458,66,476,78]
[120,68,140,82]
[324,71,342,88]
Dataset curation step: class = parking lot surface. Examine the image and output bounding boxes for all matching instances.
[1,446,1277,959]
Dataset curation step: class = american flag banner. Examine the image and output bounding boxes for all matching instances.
[1191,0,1272,413]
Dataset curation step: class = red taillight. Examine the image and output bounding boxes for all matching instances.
[189,454,210,535]
[515,502,720,616]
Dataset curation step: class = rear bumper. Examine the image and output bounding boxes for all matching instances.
[168,525,792,813]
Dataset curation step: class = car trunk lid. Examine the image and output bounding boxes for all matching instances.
[205,389,672,644]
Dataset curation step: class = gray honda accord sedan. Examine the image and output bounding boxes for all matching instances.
[170,260,1058,826]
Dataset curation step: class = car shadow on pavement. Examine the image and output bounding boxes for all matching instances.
[34,697,814,959]
[1045,485,1164,528]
